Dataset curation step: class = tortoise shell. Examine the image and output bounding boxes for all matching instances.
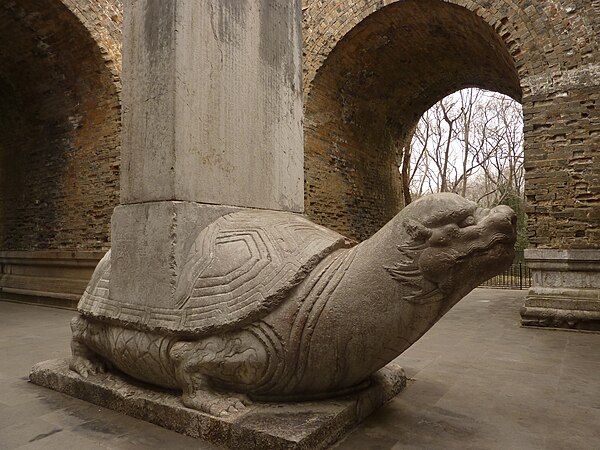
[78,210,349,335]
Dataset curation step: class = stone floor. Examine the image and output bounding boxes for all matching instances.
[1,289,599,450]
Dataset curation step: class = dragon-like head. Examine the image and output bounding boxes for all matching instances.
[386,193,517,304]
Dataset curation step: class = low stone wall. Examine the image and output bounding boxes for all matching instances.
[0,251,103,309]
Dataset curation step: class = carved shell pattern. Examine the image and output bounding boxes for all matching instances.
[78,211,349,336]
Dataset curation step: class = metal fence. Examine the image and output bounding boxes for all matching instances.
[480,250,532,290]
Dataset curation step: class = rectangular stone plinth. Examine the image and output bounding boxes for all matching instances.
[521,249,600,331]
[30,359,406,450]
[110,201,242,307]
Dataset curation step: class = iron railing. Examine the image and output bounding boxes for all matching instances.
[480,250,531,290]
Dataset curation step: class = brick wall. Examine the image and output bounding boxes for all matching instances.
[524,73,600,249]
[0,0,122,252]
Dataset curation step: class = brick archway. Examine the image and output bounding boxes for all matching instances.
[303,0,598,247]
[303,0,600,328]
[0,0,121,251]
[60,0,123,78]
[0,0,122,307]
[302,0,596,98]
[303,0,521,240]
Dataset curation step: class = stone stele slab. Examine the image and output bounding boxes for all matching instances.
[30,359,406,449]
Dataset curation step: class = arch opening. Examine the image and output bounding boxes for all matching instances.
[304,0,522,241]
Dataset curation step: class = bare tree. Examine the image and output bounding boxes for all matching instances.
[405,88,524,209]
[468,92,524,207]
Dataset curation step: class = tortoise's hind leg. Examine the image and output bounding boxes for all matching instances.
[170,335,266,417]
[69,315,109,377]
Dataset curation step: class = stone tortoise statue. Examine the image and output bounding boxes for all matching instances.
[70,193,516,416]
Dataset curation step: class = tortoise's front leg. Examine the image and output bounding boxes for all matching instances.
[177,369,248,417]
[69,315,109,377]
[170,335,264,417]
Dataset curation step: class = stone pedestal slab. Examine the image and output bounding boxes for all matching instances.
[30,359,406,450]
[521,249,600,331]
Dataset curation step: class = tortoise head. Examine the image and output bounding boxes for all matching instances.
[385,193,516,303]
